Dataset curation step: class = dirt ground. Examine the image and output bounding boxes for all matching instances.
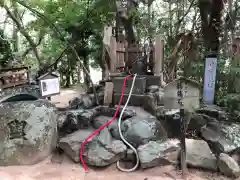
[0,86,234,180]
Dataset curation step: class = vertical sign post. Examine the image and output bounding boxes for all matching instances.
[203,55,217,104]
[176,79,187,178]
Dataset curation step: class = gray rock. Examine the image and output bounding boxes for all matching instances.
[201,122,236,155]
[85,129,126,166]
[0,100,58,165]
[218,153,240,178]
[59,108,99,136]
[138,139,180,169]
[59,129,96,162]
[78,109,98,126]
[96,106,136,119]
[92,115,118,130]
[59,128,127,167]
[186,139,217,171]
[197,104,228,121]
[0,85,41,102]
[158,109,192,138]
[116,116,167,147]
[113,93,157,114]
[124,149,135,161]
[188,113,212,132]
[69,94,95,109]
[124,106,153,118]
[56,111,67,128]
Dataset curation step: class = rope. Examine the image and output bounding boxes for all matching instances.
[116,73,140,172]
[79,74,134,173]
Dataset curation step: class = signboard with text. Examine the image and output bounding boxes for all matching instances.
[38,73,60,97]
[203,56,217,104]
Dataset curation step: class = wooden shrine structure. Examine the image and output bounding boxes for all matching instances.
[0,67,30,90]
[102,0,165,105]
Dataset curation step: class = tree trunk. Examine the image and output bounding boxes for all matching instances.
[77,61,81,83]
[65,55,72,88]
[12,2,19,52]
[101,47,110,80]
[83,56,90,89]
[199,0,224,53]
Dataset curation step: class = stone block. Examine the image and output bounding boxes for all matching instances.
[113,93,144,106]
[136,75,161,86]
[146,75,161,86]
[112,76,146,94]
[113,93,157,114]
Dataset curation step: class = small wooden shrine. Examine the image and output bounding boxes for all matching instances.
[0,66,30,90]
[102,0,164,106]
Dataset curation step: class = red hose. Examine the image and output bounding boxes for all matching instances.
[79,74,133,172]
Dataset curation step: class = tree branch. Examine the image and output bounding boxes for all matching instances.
[40,48,68,74]
[16,0,99,104]
[175,0,196,33]
[22,31,44,58]
[4,5,42,65]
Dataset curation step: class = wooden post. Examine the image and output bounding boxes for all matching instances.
[154,34,164,84]
[103,26,112,47]
[110,36,117,74]
[103,82,114,105]
[180,108,187,178]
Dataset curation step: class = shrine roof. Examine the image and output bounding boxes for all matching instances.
[37,72,58,80]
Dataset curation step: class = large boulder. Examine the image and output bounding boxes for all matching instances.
[69,94,95,109]
[137,139,180,169]
[92,115,118,130]
[185,139,217,171]
[196,104,228,121]
[0,85,41,102]
[59,128,127,167]
[0,100,58,166]
[58,108,99,136]
[112,116,167,147]
[218,153,240,178]
[158,109,193,138]
[96,106,136,119]
[59,128,97,162]
[201,121,236,155]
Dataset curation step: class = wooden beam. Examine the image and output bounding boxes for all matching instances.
[110,36,117,73]
[103,26,112,47]
[154,34,164,76]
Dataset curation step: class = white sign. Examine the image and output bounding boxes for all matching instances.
[40,78,60,97]
[203,57,217,104]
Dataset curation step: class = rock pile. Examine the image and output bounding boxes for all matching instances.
[58,94,240,178]
[1,84,240,179]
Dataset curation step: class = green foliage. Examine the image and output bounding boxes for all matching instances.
[0,29,13,67]
[217,94,240,113]
[1,0,240,112]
